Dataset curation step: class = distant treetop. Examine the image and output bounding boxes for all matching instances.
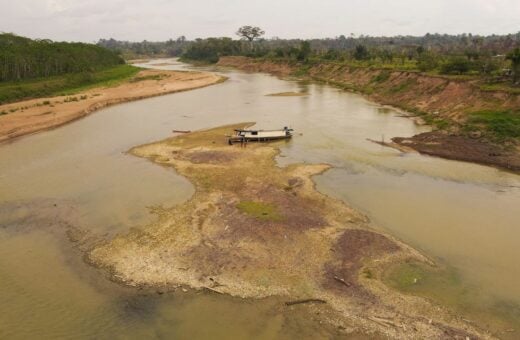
[236,26,265,42]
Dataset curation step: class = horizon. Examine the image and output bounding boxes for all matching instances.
[4,30,520,45]
[1,0,520,43]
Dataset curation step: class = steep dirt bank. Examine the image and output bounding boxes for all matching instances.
[0,69,225,143]
[217,56,520,172]
[89,123,491,339]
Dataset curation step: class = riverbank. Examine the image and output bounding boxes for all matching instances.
[217,56,520,172]
[0,69,225,143]
[88,123,489,339]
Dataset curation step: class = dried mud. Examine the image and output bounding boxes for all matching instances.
[88,123,492,339]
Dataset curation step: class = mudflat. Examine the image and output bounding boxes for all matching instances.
[392,131,520,172]
[88,123,490,339]
[0,69,225,143]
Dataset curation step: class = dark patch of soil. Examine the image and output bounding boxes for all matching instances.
[324,229,400,300]
[217,185,326,242]
[393,131,520,172]
[182,150,237,164]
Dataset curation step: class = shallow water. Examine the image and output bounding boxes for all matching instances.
[0,58,519,337]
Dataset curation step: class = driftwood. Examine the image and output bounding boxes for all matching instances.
[172,130,191,133]
[366,138,391,147]
[203,286,223,294]
[333,275,352,287]
[368,316,402,329]
[285,298,327,306]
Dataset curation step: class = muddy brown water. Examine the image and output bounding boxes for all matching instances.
[1,58,519,338]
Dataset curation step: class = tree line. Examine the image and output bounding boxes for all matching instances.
[1,30,517,85]
[1,33,124,82]
[97,37,188,59]
[100,28,520,83]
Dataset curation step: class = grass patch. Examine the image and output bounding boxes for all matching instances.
[479,84,520,95]
[385,261,520,333]
[293,64,312,77]
[467,110,520,140]
[129,74,167,82]
[0,64,141,104]
[388,79,415,93]
[371,70,391,83]
[422,115,451,130]
[385,262,469,308]
[236,201,282,221]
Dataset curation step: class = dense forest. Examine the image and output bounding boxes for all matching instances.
[97,37,188,59]
[0,33,124,82]
[180,32,520,80]
[99,31,520,83]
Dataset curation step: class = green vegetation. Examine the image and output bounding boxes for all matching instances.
[129,74,167,82]
[371,70,391,83]
[160,28,519,87]
[467,110,520,140]
[98,36,188,59]
[0,64,140,104]
[236,201,282,221]
[385,262,469,307]
[385,262,520,333]
[0,33,140,104]
[236,26,265,50]
[1,33,124,82]
[180,38,242,63]
[388,79,416,93]
[507,48,520,83]
[440,56,472,75]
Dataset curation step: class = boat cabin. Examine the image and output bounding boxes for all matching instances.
[229,127,293,144]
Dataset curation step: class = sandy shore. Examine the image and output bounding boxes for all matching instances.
[88,123,490,339]
[0,69,225,143]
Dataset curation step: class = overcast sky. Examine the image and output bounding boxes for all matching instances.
[1,0,519,42]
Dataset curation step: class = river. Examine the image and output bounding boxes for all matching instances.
[0,59,519,338]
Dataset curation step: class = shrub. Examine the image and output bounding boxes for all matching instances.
[440,57,473,75]
[417,53,439,72]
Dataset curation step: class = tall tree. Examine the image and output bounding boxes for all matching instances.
[507,48,520,84]
[297,41,311,62]
[236,26,265,49]
[353,44,369,60]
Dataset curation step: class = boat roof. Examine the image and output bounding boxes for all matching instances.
[235,128,293,132]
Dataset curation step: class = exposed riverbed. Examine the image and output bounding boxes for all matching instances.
[1,59,519,338]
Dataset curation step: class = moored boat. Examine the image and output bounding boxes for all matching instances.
[228,127,293,144]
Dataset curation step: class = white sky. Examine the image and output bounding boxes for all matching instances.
[1,0,519,42]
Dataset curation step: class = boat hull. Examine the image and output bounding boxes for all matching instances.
[228,135,292,144]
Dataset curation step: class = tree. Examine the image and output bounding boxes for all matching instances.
[440,56,472,75]
[297,41,311,62]
[236,26,265,49]
[507,48,520,84]
[417,52,439,72]
[353,44,369,60]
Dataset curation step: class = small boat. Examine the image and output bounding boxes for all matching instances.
[228,127,293,144]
